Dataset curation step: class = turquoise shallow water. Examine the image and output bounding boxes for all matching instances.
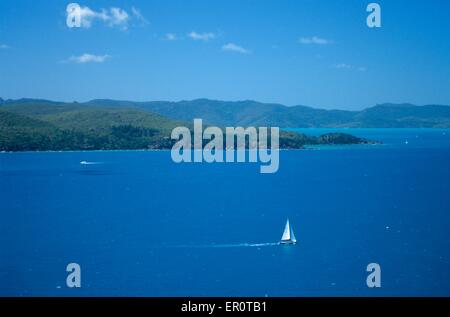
[1,129,450,296]
[286,128,450,149]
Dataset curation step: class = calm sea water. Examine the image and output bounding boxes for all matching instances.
[1,128,450,296]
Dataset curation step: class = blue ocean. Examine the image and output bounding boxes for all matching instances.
[1,129,450,296]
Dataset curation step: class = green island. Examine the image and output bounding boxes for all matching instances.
[0,99,376,151]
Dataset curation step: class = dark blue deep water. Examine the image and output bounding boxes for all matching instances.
[1,129,450,296]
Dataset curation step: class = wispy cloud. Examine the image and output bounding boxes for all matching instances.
[0,44,9,49]
[299,36,333,45]
[222,43,251,54]
[67,54,111,64]
[108,7,129,29]
[68,6,146,30]
[164,33,177,41]
[333,63,367,71]
[334,63,352,69]
[131,7,148,26]
[187,31,215,41]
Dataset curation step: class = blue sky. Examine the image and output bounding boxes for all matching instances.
[0,0,449,110]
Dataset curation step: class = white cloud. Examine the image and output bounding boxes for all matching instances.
[70,6,146,30]
[68,54,111,64]
[108,7,129,28]
[187,31,215,41]
[0,44,9,49]
[299,36,333,45]
[164,33,177,41]
[333,63,367,71]
[77,6,105,28]
[334,63,352,69]
[222,43,251,54]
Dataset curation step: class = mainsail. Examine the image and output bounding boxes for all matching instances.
[281,219,291,241]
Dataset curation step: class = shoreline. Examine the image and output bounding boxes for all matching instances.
[0,143,382,154]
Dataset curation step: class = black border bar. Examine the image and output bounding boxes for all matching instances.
[1,297,449,314]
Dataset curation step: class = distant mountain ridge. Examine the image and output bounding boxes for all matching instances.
[2,98,450,128]
[75,98,450,128]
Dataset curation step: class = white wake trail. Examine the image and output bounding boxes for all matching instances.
[164,242,278,248]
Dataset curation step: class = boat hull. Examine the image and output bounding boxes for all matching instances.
[279,240,296,245]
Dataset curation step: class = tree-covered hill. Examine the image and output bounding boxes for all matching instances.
[0,100,373,151]
[0,106,180,151]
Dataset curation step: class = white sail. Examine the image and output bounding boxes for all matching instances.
[281,219,291,241]
[290,226,296,243]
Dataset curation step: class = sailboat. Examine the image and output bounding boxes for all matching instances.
[279,219,297,245]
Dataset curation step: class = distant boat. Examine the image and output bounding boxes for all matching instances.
[279,219,297,245]
[80,161,101,165]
